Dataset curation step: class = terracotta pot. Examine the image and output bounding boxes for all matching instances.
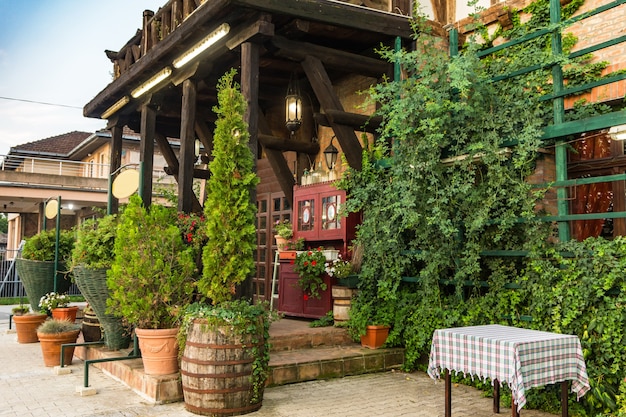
[37,329,81,367]
[13,314,48,343]
[51,306,79,322]
[135,327,179,375]
[275,235,289,251]
[360,325,390,349]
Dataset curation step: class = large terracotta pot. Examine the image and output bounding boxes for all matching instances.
[135,327,179,375]
[37,329,81,367]
[13,313,48,343]
[51,306,79,322]
[181,319,265,416]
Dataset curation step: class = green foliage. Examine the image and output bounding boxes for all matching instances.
[274,219,293,239]
[22,229,75,263]
[0,214,7,234]
[107,195,196,329]
[178,300,274,403]
[293,248,327,299]
[71,215,118,269]
[337,3,626,415]
[201,69,259,303]
[309,310,334,327]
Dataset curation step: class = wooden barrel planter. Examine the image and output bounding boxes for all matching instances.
[82,308,102,342]
[181,319,265,416]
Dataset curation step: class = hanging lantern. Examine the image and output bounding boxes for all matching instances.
[285,73,302,136]
[324,136,339,170]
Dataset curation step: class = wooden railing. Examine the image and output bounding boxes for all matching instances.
[107,0,412,78]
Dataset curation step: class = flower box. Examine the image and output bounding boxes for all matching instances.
[322,250,339,261]
[278,250,297,260]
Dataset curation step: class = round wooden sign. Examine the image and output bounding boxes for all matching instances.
[112,169,139,199]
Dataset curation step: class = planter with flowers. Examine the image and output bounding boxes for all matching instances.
[294,248,328,299]
[40,292,78,322]
[274,219,293,251]
[325,256,357,322]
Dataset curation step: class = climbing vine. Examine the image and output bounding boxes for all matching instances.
[338,2,626,415]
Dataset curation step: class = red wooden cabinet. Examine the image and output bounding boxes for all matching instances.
[277,182,359,319]
[277,260,333,319]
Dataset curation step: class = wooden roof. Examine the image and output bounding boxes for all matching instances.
[84,0,427,126]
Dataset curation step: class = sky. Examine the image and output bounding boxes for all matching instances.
[0,0,165,156]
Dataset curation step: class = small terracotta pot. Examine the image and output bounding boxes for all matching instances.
[51,306,79,322]
[37,329,81,367]
[360,325,390,349]
[13,314,48,343]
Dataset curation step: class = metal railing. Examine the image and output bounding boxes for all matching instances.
[0,154,109,178]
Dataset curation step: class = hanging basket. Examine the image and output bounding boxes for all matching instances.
[73,265,131,350]
[16,259,71,313]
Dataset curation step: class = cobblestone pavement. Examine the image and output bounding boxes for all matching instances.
[0,307,558,417]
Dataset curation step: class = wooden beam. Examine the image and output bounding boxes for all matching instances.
[302,56,362,169]
[314,109,382,132]
[139,103,156,207]
[271,36,390,78]
[258,134,319,154]
[194,119,214,161]
[179,78,197,213]
[259,112,295,203]
[225,18,274,50]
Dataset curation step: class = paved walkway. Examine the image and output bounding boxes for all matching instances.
[0,305,558,417]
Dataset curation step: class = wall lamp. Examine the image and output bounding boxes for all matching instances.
[609,124,626,141]
[101,96,130,119]
[172,23,230,69]
[324,136,339,170]
[131,67,173,98]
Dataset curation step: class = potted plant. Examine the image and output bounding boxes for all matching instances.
[36,319,81,367]
[81,304,102,343]
[294,248,328,299]
[274,219,293,251]
[278,237,304,260]
[71,215,131,350]
[13,311,48,343]
[39,291,78,322]
[11,304,30,316]
[107,195,196,375]
[16,229,75,312]
[179,70,270,416]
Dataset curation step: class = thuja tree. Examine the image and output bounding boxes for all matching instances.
[200,69,259,303]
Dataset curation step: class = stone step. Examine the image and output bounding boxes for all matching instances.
[268,345,405,386]
[73,319,404,403]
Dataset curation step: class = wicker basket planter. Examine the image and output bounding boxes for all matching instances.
[15,259,71,313]
[73,265,130,350]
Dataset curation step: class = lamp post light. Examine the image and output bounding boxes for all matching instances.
[43,196,61,292]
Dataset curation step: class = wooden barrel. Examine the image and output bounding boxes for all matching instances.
[332,286,357,322]
[82,309,102,342]
[181,319,264,416]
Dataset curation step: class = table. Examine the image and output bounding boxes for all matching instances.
[427,324,590,416]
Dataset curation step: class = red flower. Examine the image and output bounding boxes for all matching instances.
[311,260,317,266]
[307,251,313,256]
[303,294,309,301]
[304,261,309,267]
[290,260,295,265]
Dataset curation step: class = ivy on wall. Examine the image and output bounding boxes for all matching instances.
[338,2,626,415]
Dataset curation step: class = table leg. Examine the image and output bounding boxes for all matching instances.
[445,369,451,417]
[493,379,500,413]
[511,396,519,417]
[561,381,568,417]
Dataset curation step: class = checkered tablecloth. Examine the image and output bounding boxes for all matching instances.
[427,324,590,412]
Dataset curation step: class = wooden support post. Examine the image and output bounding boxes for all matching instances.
[108,123,123,214]
[139,103,156,208]
[240,41,260,301]
[179,78,197,213]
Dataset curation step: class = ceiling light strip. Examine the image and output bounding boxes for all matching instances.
[172,23,230,69]
[131,67,173,98]
[101,96,130,119]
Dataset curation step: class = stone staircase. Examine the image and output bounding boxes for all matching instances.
[74,318,404,403]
